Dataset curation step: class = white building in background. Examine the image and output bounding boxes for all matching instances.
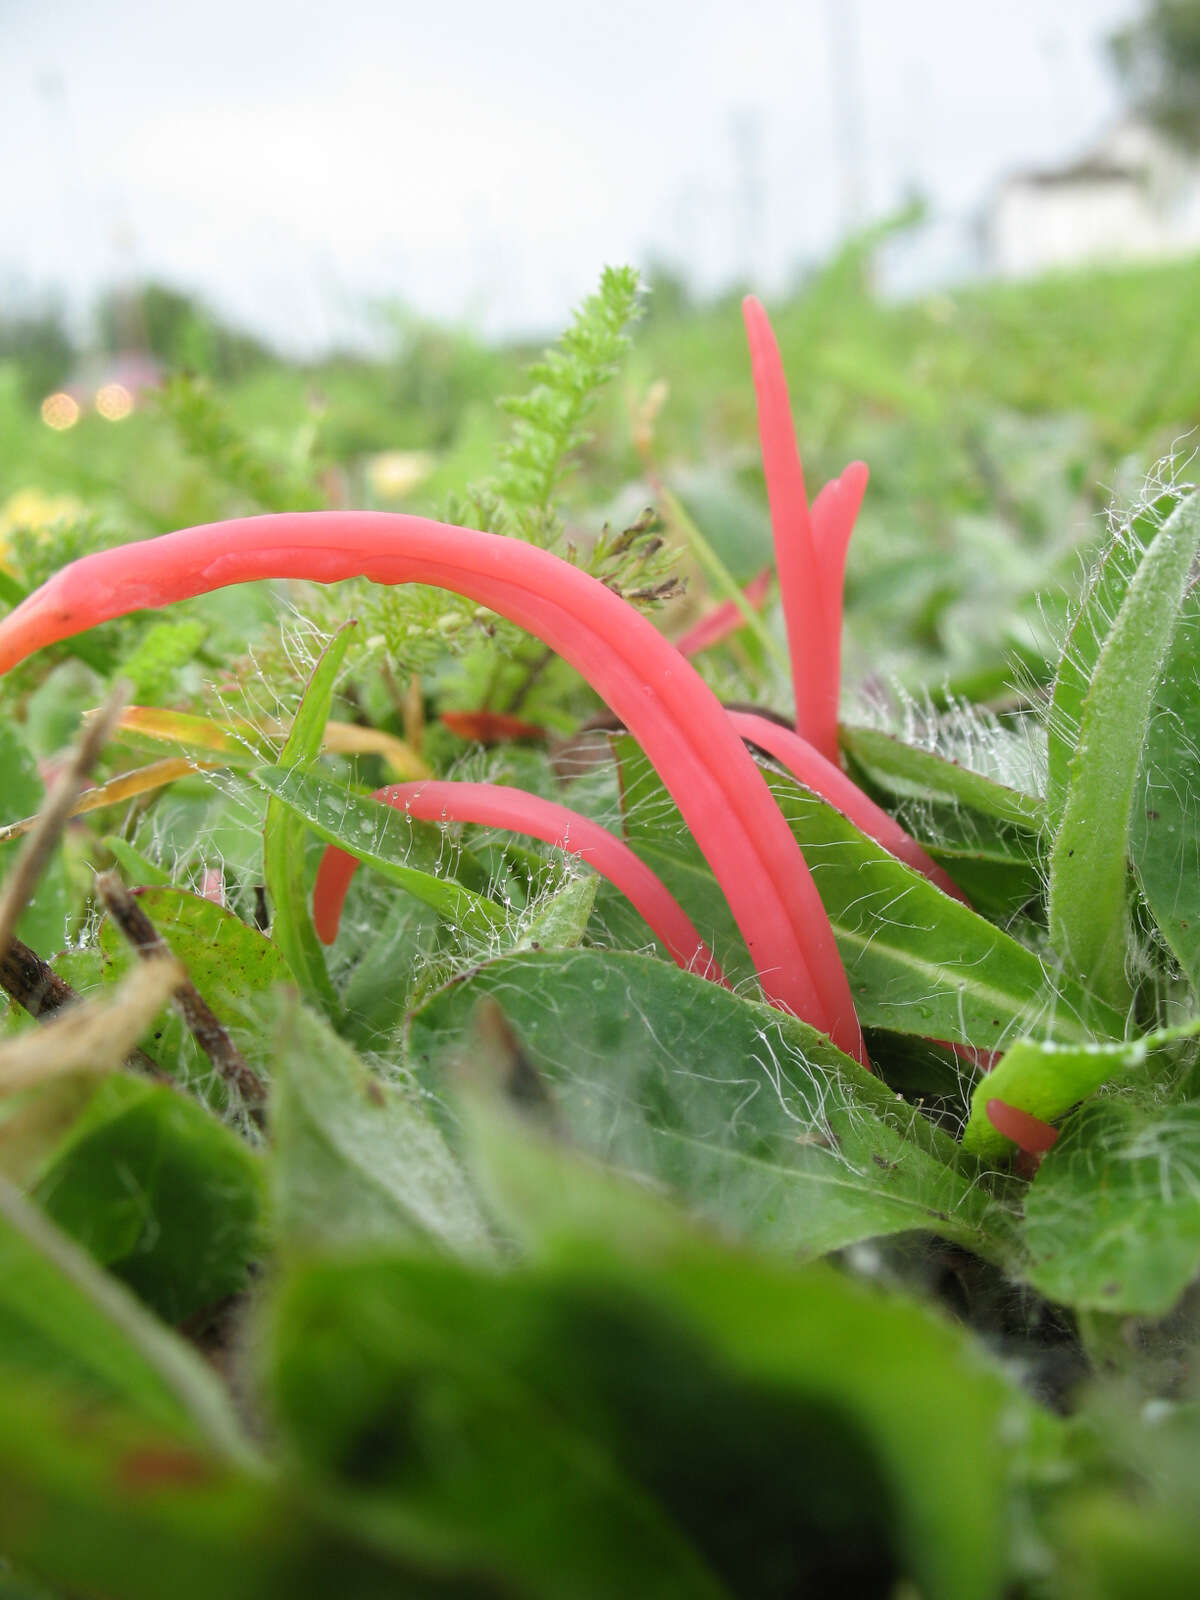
[987,121,1200,278]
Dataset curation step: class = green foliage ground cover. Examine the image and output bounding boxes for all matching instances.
[1,245,1200,1595]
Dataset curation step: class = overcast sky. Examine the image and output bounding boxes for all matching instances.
[0,0,1141,351]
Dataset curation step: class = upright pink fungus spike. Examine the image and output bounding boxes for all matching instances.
[0,511,865,1061]
[810,461,868,714]
[313,780,724,984]
[728,710,968,902]
[985,1098,1060,1156]
[675,567,773,658]
[743,295,835,763]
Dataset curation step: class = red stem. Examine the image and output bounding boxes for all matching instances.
[313,780,725,983]
[0,511,865,1061]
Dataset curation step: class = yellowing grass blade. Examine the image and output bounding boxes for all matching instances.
[0,759,222,844]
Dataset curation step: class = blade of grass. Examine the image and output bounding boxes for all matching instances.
[658,485,789,672]
[262,622,357,1017]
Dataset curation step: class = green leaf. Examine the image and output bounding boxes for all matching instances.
[454,1102,1038,1600]
[1048,490,1200,1009]
[963,1017,1200,1161]
[510,869,596,953]
[1131,583,1200,992]
[841,723,1045,832]
[269,1252,733,1599]
[32,1075,265,1323]
[1021,1099,1200,1315]
[99,887,289,1005]
[493,264,642,517]
[614,737,1119,1050]
[917,807,1044,923]
[98,886,289,1093]
[407,947,1012,1262]
[267,1214,1033,1600]
[269,993,493,1257]
[0,1179,249,1456]
[254,765,506,940]
[1047,487,1183,822]
[0,1375,476,1600]
[0,720,69,956]
[101,835,172,887]
[116,618,207,703]
[1059,1497,1200,1600]
[262,621,357,1016]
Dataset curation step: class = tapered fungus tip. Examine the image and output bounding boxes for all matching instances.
[741,295,775,349]
[985,1098,1059,1156]
[0,595,61,676]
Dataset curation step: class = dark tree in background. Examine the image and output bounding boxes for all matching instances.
[95,281,271,379]
[1111,0,1200,148]
[0,303,74,404]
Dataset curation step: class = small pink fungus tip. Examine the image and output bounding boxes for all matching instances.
[675,567,773,658]
[985,1098,1060,1156]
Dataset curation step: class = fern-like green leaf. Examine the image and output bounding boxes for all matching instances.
[491,264,642,526]
[159,375,323,513]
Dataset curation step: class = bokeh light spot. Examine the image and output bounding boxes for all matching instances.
[41,392,80,430]
[96,383,134,421]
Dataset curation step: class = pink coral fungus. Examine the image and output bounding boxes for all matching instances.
[0,509,865,1061]
[0,298,978,1074]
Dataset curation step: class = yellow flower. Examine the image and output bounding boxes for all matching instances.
[0,488,84,573]
[366,450,435,502]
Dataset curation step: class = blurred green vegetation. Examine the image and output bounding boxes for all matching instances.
[5,235,1198,708]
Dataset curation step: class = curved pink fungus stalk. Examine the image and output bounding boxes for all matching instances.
[312,779,724,984]
[727,709,968,902]
[985,1098,1060,1156]
[742,296,869,765]
[675,566,773,657]
[0,510,866,1062]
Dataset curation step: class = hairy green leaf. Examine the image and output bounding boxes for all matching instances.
[33,1076,264,1323]
[407,947,1012,1262]
[963,1017,1200,1161]
[1048,487,1184,821]
[255,765,505,940]
[842,723,1045,832]
[1022,1099,1200,1315]
[270,993,492,1257]
[99,886,289,1093]
[1132,583,1200,993]
[1048,490,1200,1008]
